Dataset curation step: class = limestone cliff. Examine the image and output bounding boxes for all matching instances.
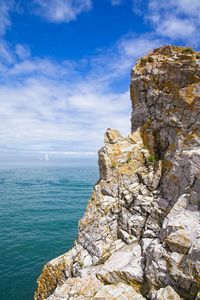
[34,46,200,300]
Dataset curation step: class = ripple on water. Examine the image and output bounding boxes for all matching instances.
[0,161,98,300]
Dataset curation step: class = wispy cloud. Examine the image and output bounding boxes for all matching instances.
[2,0,197,156]
[111,0,122,6]
[33,0,123,23]
[0,74,130,152]
[144,0,200,46]
[86,34,162,85]
[155,17,196,40]
[0,32,161,154]
[15,44,31,60]
[0,40,14,64]
[0,0,13,36]
[33,0,92,23]
[148,0,200,18]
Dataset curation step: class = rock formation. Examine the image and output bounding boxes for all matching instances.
[34,46,200,300]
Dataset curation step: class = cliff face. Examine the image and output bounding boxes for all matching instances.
[35,46,200,300]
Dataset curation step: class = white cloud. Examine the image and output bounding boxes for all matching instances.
[0,0,13,36]
[149,0,200,18]
[0,0,169,156]
[174,0,200,17]
[119,34,162,59]
[33,0,92,23]
[146,0,200,45]
[0,76,130,152]
[155,17,196,40]
[0,33,161,154]
[15,44,31,60]
[0,40,14,63]
[8,59,64,76]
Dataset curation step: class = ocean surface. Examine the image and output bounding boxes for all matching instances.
[0,159,98,300]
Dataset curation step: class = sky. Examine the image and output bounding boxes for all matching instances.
[0,0,200,159]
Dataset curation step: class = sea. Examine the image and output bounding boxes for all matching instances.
[0,159,98,300]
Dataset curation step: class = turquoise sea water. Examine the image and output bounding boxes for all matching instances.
[0,159,98,300]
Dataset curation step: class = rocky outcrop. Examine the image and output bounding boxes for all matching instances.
[34,46,200,300]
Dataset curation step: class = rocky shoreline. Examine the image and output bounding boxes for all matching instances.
[34,46,200,300]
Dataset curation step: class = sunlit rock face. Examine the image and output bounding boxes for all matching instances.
[34,46,200,300]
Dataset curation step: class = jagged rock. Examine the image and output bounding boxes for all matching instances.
[96,243,143,290]
[46,276,103,300]
[35,46,200,300]
[104,128,123,144]
[151,286,181,300]
[165,229,192,254]
[93,282,145,300]
[117,228,138,244]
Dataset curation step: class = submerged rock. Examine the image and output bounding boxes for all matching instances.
[34,46,200,300]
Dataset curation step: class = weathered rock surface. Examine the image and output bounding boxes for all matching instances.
[34,46,200,300]
[151,286,181,300]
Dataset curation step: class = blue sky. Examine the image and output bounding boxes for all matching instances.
[0,0,199,159]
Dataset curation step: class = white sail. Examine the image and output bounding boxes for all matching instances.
[41,153,50,160]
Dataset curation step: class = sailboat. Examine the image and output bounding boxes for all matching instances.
[41,153,50,161]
